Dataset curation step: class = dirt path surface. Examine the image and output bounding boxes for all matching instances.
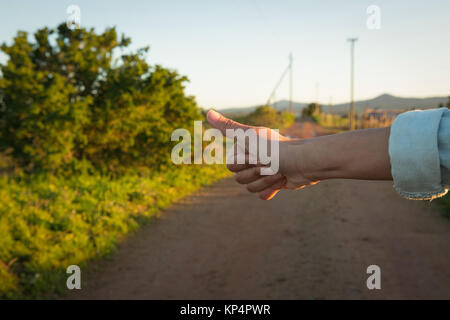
[70,121,450,299]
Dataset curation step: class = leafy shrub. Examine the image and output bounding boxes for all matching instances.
[436,193,450,219]
[0,23,232,298]
[237,105,295,129]
[301,103,321,118]
[0,24,200,172]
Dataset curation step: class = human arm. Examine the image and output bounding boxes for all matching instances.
[206,108,450,201]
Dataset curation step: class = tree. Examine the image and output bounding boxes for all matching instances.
[0,23,200,171]
[246,105,279,128]
[237,105,295,129]
[301,103,321,118]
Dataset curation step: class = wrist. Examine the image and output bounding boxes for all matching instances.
[286,135,345,181]
[292,127,392,181]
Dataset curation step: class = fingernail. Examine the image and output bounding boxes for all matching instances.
[207,109,221,123]
[261,167,277,175]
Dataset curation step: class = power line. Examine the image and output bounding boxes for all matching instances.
[266,53,294,114]
[315,82,320,104]
[266,64,289,106]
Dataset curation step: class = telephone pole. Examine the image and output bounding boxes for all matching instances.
[347,38,358,130]
[289,53,293,113]
[315,82,320,104]
[266,54,294,112]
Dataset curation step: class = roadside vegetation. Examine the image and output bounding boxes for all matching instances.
[229,105,296,129]
[0,23,232,298]
[303,102,397,131]
[436,194,450,219]
[0,164,229,298]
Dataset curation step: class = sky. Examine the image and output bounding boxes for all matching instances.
[0,0,449,109]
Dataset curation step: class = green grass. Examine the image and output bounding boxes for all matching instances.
[314,113,350,131]
[435,192,450,219]
[0,165,230,298]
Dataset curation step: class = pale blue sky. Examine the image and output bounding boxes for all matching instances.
[0,0,449,109]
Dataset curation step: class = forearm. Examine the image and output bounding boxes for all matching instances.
[293,127,392,181]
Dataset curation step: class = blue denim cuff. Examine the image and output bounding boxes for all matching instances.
[389,108,448,200]
[438,109,450,188]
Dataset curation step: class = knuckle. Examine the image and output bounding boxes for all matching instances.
[224,119,234,129]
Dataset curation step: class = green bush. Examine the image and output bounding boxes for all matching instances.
[436,192,450,219]
[0,22,232,299]
[301,103,321,118]
[0,24,200,172]
[236,105,295,129]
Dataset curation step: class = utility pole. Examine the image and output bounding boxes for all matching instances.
[266,54,294,112]
[347,38,358,130]
[289,53,293,113]
[315,82,320,104]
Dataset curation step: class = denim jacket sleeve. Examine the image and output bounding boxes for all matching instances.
[388,107,450,200]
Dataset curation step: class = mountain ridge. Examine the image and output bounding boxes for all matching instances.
[219,93,449,116]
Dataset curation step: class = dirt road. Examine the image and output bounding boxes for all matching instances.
[70,121,450,299]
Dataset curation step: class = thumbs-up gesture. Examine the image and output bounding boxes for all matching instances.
[206,110,319,200]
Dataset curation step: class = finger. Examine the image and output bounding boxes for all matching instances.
[207,109,253,136]
[226,147,253,170]
[258,177,287,200]
[246,173,284,193]
[259,189,281,200]
[227,154,262,172]
[228,162,255,172]
[235,166,263,184]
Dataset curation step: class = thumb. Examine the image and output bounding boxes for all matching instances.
[206,109,252,136]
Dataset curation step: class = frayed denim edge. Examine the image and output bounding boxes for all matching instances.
[393,185,449,201]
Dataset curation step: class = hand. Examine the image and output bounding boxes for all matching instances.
[206,110,320,200]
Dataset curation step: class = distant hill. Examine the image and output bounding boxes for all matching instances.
[322,94,449,115]
[220,100,306,116]
[219,94,449,117]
